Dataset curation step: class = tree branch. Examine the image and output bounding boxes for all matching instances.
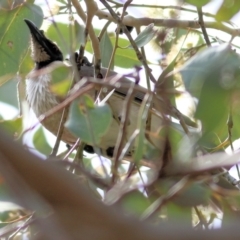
[1,128,240,239]
[95,10,240,36]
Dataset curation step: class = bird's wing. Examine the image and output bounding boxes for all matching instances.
[79,65,148,103]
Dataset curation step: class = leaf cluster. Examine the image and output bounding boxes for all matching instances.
[1,0,240,238]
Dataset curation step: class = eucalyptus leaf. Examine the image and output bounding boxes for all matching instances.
[119,191,151,215]
[65,100,112,145]
[50,63,73,97]
[0,3,43,77]
[173,183,211,207]
[85,30,140,68]
[100,32,113,68]
[184,0,210,7]
[180,44,240,135]
[0,117,22,138]
[128,23,156,49]
[216,0,240,21]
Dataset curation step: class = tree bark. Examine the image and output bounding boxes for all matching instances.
[0,128,239,240]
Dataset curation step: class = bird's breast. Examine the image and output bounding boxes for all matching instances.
[26,72,76,143]
[26,73,59,116]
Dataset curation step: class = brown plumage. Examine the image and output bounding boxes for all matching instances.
[24,19,163,157]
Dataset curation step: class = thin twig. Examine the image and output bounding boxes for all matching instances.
[71,0,101,63]
[107,1,216,18]
[50,108,69,157]
[59,161,110,189]
[112,83,135,184]
[99,0,157,84]
[63,138,80,160]
[136,26,151,90]
[197,7,211,47]
[141,176,190,220]
[194,206,209,229]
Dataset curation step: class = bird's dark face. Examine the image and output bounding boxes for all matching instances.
[24,19,63,68]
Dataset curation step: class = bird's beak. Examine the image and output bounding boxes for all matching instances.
[24,19,47,46]
[24,19,63,63]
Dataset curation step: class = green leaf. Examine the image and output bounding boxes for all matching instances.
[18,49,34,76]
[114,47,140,68]
[33,127,52,155]
[85,32,140,68]
[46,23,70,57]
[46,21,85,57]
[173,183,211,207]
[0,74,15,87]
[128,23,156,49]
[0,79,19,107]
[50,79,72,97]
[166,202,192,226]
[100,32,113,68]
[216,0,240,21]
[180,44,240,134]
[65,100,112,145]
[119,191,151,215]
[158,124,184,159]
[0,3,43,77]
[184,0,210,7]
[0,117,22,138]
[82,95,95,109]
[50,62,73,97]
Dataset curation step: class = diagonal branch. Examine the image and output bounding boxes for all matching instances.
[197,7,211,46]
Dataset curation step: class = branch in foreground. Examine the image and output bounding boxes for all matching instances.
[1,128,240,239]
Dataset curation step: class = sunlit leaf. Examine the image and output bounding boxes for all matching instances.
[82,95,95,109]
[184,0,210,7]
[50,79,72,97]
[216,0,240,21]
[0,3,43,77]
[50,63,73,97]
[65,100,112,145]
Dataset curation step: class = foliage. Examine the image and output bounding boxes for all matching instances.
[1,0,240,238]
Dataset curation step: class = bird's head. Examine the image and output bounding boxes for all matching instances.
[24,19,63,68]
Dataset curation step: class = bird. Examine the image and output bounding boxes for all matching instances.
[24,19,163,158]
